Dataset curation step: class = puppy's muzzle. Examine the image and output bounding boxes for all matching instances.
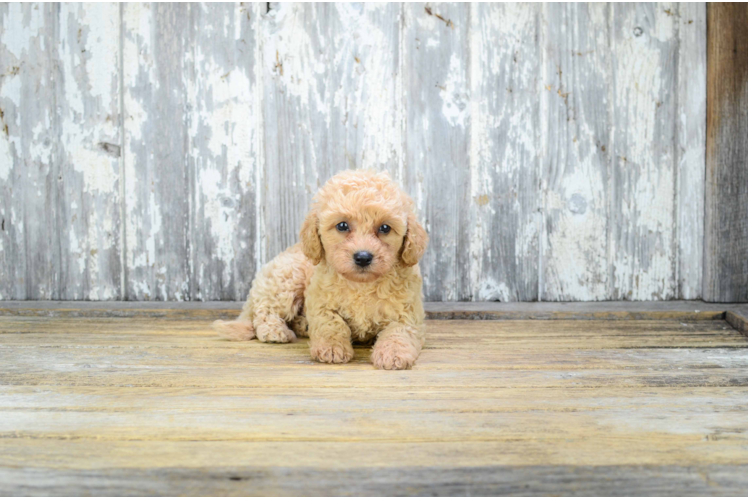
[353,251,373,268]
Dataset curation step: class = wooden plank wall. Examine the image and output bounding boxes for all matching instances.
[704,3,748,303]
[0,3,710,302]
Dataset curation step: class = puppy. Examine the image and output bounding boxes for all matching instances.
[213,170,428,370]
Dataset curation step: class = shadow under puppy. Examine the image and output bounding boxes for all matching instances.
[213,170,429,370]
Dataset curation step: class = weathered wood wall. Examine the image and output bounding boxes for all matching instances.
[0,3,709,302]
[704,3,748,303]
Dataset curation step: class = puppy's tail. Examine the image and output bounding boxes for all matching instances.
[212,319,256,341]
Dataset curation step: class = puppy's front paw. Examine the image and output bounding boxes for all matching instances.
[310,341,354,364]
[371,340,418,370]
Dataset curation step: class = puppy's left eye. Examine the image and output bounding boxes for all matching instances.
[336,222,350,232]
[378,224,391,234]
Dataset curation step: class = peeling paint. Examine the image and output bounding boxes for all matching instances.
[439,54,468,128]
[477,278,511,302]
[0,2,708,302]
[0,132,11,181]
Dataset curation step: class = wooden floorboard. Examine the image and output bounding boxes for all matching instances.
[0,307,747,495]
[0,299,745,322]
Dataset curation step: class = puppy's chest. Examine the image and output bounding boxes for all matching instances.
[334,291,401,341]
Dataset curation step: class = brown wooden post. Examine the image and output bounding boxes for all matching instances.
[704,3,748,302]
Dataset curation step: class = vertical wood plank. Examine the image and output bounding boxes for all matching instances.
[57,3,122,300]
[189,3,261,301]
[704,3,748,302]
[260,3,402,263]
[676,3,706,300]
[609,3,679,300]
[402,3,470,301]
[0,4,61,299]
[540,3,611,301]
[468,3,541,301]
[122,3,192,300]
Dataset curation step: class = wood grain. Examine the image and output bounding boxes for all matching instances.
[704,3,748,302]
[0,309,747,495]
[609,4,679,300]
[2,464,747,496]
[57,4,123,300]
[260,3,402,261]
[403,3,470,301]
[0,4,62,300]
[0,299,735,321]
[122,3,192,300]
[726,306,748,337]
[469,3,542,302]
[0,3,712,301]
[189,3,261,301]
[676,3,706,300]
[541,3,611,301]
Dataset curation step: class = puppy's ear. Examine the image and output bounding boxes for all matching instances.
[400,213,428,267]
[300,212,324,264]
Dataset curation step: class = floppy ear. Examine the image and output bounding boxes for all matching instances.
[400,212,428,267]
[300,212,324,264]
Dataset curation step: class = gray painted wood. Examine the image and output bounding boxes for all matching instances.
[403,3,470,302]
[676,3,706,300]
[541,3,612,301]
[189,3,261,301]
[57,3,123,300]
[704,3,748,303]
[260,3,402,261]
[469,3,542,302]
[0,2,712,302]
[122,3,193,300]
[609,3,679,301]
[0,4,62,300]
[123,3,262,301]
[0,4,123,300]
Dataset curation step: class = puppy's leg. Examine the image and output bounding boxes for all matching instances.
[212,317,256,341]
[213,243,313,344]
[308,310,355,364]
[253,310,297,343]
[289,314,309,338]
[371,323,424,370]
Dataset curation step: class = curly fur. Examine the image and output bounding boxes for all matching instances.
[213,170,428,370]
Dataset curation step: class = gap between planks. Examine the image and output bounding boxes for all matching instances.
[1,301,746,336]
[0,299,737,315]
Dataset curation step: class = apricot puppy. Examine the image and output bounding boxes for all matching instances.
[212,170,428,370]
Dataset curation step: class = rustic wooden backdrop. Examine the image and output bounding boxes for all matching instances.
[0,3,709,302]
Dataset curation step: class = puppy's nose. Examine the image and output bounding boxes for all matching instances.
[353,251,373,268]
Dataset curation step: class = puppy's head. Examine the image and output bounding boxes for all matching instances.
[300,170,427,283]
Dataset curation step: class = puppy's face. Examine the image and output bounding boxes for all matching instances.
[300,171,427,282]
[319,205,406,282]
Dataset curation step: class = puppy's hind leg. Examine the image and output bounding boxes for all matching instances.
[289,314,309,338]
[244,243,313,344]
[214,307,298,344]
[250,310,296,343]
[212,318,256,341]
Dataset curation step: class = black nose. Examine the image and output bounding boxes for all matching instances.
[353,251,373,267]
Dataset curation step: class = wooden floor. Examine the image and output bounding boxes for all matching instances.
[1,303,748,496]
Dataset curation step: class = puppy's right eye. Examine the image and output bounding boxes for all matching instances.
[336,222,349,232]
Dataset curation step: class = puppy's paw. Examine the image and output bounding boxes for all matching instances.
[255,322,296,343]
[289,315,309,338]
[371,340,418,370]
[212,320,255,341]
[310,341,354,364]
